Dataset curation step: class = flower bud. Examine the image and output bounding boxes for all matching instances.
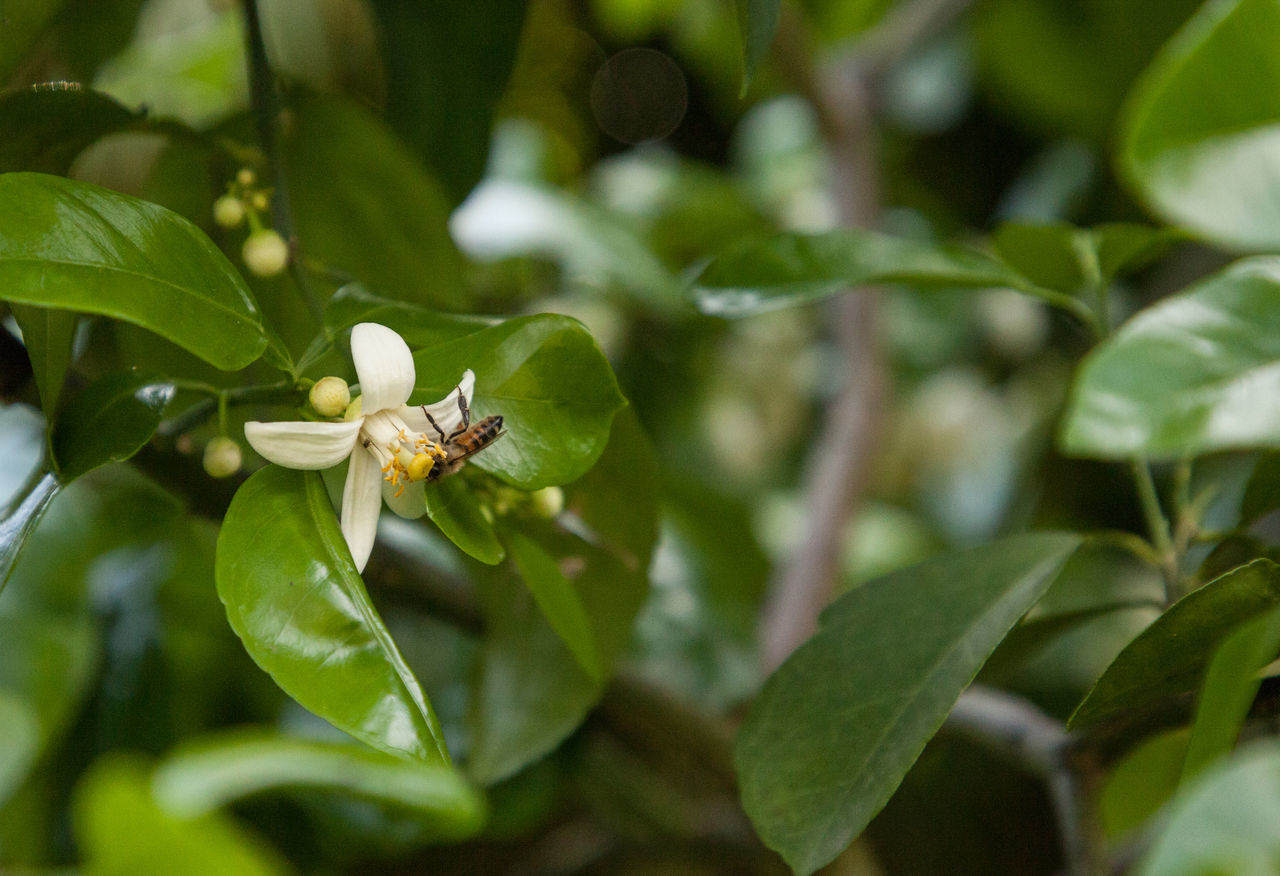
[343,395,364,422]
[309,376,351,418]
[236,167,257,187]
[530,486,564,518]
[250,191,271,212]
[203,436,242,478]
[242,229,289,277]
[213,194,245,228]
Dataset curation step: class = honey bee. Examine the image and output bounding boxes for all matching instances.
[421,386,504,482]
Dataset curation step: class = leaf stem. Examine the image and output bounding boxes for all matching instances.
[157,380,301,438]
[1131,459,1178,600]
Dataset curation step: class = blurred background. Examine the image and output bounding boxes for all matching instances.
[0,0,1220,872]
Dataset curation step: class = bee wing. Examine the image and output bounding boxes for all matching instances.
[448,429,507,463]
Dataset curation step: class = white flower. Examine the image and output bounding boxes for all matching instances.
[244,323,474,572]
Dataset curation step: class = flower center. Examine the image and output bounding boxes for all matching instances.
[358,410,446,496]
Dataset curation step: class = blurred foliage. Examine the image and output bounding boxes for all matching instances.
[7,0,1280,873]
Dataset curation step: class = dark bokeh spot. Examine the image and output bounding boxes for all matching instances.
[590,48,688,145]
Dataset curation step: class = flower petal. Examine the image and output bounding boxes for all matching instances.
[244,419,361,469]
[341,447,383,572]
[399,369,476,439]
[382,478,427,519]
[352,323,415,413]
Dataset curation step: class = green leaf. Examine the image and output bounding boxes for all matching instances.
[1070,560,1280,729]
[0,693,38,807]
[74,756,289,876]
[734,0,780,92]
[1181,604,1280,782]
[50,372,175,483]
[1100,727,1188,839]
[468,412,654,783]
[0,472,61,592]
[152,731,486,839]
[410,314,628,490]
[1119,0,1280,251]
[0,85,138,174]
[425,476,505,565]
[504,529,602,681]
[10,304,77,417]
[284,92,467,310]
[1138,741,1280,876]
[689,230,1076,319]
[0,1,68,81]
[991,222,1176,295]
[1061,258,1280,459]
[325,284,500,349]
[0,173,269,370]
[369,0,524,205]
[735,532,1082,875]
[1241,452,1280,524]
[215,466,450,765]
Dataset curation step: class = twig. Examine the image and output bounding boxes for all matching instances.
[1131,459,1178,601]
[240,0,323,324]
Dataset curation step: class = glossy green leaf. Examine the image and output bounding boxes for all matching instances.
[1182,605,1280,781]
[735,532,1082,875]
[325,284,499,350]
[74,756,289,876]
[152,731,486,839]
[370,0,523,205]
[410,314,627,490]
[51,372,175,483]
[425,476,505,565]
[284,92,466,310]
[690,229,1072,318]
[1061,258,1280,459]
[1120,0,1280,251]
[216,466,450,765]
[452,180,685,312]
[468,412,655,783]
[0,173,269,370]
[734,0,780,91]
[504,529,602,681]
[1070,560,1280,729]
[0,472,60,591]
[0,85,137,174]
[10,304,77,416]
[991,222,1176,295]
[1138,741,1280,876]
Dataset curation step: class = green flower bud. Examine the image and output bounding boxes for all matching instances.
[213,194,245,229]
[203,436,242,478]
[236,167,257,187]
[309,376,351,418]
[530,486,564,518]
[242,229,289,277]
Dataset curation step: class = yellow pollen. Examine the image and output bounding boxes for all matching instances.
[407,452,435,481]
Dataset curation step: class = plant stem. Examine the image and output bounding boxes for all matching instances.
[240,0,323,325]
[1131,459,1178,600]
[157,380,301,438]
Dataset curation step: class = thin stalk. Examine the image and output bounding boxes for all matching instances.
[1131,459,1178,601]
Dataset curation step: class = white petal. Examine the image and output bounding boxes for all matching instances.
[398,369,476,439]
[382,478,426,519]
[244,419,361,469]
[352,323,415,413]
[341,447,382,572]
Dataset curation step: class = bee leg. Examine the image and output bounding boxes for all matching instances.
[448,388,471,441]
[421,408,447,443]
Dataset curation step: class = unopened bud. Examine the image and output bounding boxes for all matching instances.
[213,194,245,228]
[250,191,270,212]
[203,436,242,478]
[236,167,256,187]
[309,376,351,418]
[343,395,364,422]
[530,486,564,518]
[242,229,289,277]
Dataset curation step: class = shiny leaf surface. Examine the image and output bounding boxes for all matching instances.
[0,173,269,370]
[10,304,77,416]
[51,372,175,483]
[735,533,1082,875]
[153,731,486,839]
[216,466,450,765]
[1120,0,1280,251]
[0,472,60,591]
[1061,258,1280,459]
[410,314,627,490]
[690,229,1060,318]
[1070,560,1280,729]
[325,284,499,349]
[504,529,602,681]
[424,476,504,565]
